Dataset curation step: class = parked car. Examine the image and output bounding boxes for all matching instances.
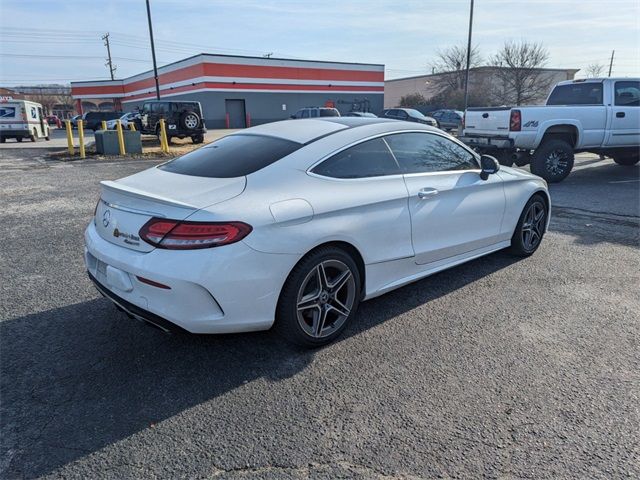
[136,100,206,144]
[380,108,439,127]
[83,111,123,131]
[46,115,62,128]
[69,114,82,129]
[0,99,50,143]
[85,117,549,347]
[429,109,464,130]
[460,77,640,182]
[291,107,340,119]
[344,111,378,118]
[106,112,138,130]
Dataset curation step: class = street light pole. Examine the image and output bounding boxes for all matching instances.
[146,0,161,100]
[463,0,474,111]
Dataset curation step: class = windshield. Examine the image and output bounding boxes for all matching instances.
[405,109,426,118]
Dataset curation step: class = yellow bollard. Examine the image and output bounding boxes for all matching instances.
[129,121,136,131]
[65,120,74,155]
[78,119,86,159]
[159,118,169,153]
[116,120,126,155]
[101,120,107,131]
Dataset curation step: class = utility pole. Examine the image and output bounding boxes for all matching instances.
[102,33,116,80]
[463,0,474,111]
[146,0,161,100]
[608,50,615,77]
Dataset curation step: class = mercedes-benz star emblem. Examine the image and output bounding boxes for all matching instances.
[102,209,111,228]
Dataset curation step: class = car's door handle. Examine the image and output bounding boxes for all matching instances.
[616,111,625,118]
[418,188,439,199]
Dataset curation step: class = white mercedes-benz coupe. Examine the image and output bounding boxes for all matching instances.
[85,118,550,346]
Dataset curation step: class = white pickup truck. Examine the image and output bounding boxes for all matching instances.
[459,78,640,182]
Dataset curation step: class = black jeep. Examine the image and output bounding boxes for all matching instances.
[136,100,206,144]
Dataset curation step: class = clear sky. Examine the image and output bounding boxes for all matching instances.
[0,0,638,86]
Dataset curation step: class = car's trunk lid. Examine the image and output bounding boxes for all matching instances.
[95,167,246,252]
[464,107,512,136]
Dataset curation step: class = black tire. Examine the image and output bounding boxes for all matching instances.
[612,152,639,166]
[530,139,574,183]
[275,246,361,348]
[191,134,204,144]
[509,194,548,257]
[0,137,5,143]
[180,110,200,131]
[16,137,22,143]
[30,128,37,142]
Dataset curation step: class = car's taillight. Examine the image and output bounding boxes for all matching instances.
[510,109,521,131]
[139,218,252,250]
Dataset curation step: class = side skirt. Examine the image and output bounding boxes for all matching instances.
[364,241,511,300]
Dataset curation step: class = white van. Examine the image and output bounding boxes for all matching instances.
[0,99,50,143]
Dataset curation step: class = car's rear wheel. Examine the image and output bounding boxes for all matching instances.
[276,246,361,347]
[191,134,204,144]
[509,194,548,257]
[531,139,574,182]
[16,137,22,143]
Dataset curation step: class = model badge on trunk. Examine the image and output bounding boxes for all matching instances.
[102,209,111,228]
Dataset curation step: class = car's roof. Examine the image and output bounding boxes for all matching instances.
[233,118,433,144]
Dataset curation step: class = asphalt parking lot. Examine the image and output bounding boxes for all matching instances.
[0,148,638,478]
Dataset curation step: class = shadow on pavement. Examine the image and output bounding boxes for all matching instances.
[0,251,520,477]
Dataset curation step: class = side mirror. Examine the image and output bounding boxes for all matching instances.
[480,155,500,180]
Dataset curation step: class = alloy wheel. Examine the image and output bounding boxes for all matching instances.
[521,202,546,251]
[296,260,356,339]
[546,150,570,176]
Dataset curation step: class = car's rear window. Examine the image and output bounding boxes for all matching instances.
[319,109,339,117]
[547,83,603,105]
[158,134,302,178]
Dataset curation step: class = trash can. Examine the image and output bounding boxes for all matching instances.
[94,130,142,155]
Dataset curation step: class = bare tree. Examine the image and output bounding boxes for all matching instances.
[430,45,482,92]
[584,63,605,78]
[399,93,427,108]
[491,40,552,105]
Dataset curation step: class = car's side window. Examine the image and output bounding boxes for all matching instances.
[312,137,400,179]
[301,110,310,118]
[384,133,478,174]
[397,110,408,119]
[310,109,319,118]
[614,81,640,107]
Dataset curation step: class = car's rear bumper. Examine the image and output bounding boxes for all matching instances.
[459,135,514,151]
[0,129,30,137]
[88,271,188,333]
[84,221,300,334]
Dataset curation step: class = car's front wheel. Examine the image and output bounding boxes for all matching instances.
[276,246,361,347]
[509,194,548,257]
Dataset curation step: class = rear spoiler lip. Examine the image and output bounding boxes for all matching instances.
[100,180,196,209]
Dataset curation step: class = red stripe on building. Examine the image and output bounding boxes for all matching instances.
[72,63,383,98]
[120,82,384,102]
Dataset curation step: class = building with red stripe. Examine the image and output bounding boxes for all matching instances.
[71,54,384,128]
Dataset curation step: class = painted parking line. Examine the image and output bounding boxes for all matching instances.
[608,179,640,184]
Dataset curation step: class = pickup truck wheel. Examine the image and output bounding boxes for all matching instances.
[613,153,639,166]
[531,139,574,183]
